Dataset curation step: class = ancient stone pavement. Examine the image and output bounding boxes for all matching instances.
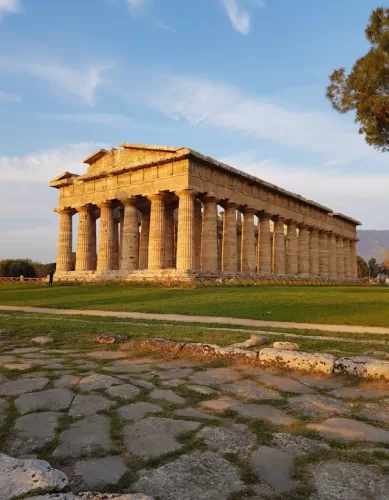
[0,342,389,499]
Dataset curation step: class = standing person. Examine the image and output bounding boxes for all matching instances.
[48,269,55,287]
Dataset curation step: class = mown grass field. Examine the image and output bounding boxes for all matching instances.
[0,283,389,326]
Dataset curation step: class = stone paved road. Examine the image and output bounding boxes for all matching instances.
[0,340,389,499]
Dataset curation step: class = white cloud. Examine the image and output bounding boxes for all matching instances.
[0,142,106,183]
[127,0,150,17]
[0,90,21,103]
[0,0,22,21]
[0,57,115,104]
[38,112,134,127]
[144,73,386,165]
[220,151,389,229]
[219,0,264,35]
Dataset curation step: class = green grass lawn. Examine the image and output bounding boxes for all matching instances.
[0,283,389,326]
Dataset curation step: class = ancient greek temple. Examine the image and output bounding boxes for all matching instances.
[50,144,360,280]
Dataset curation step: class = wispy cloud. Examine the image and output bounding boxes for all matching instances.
[0,90,21,103]
[0,57,115,104]
[38,112,134,127]
[142,73,385,165]
[127,0,151,17]
[0,142,106,183]
[220,151,388,229]
[0,0,22,22]
[219,0,264,35]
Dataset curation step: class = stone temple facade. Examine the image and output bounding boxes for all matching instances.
[50,144,360,280]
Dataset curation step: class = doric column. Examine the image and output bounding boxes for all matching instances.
[344,238,352,278]
[309,227,320,276]
[148,193,165,270]
[176,189,195,271]
[257,213,272,274]
[120,198,139,271]
[90,210,98,270]
[201,196,218,272]
[273,217,286,275]
[139,211,150,270]
[222,202,238,272]
[241,209,256,273]
[112,217,120,270]
[328,233,337,278]
[286,220,298,275]
[298,225,309,275]
[164,204,175,268]
[97,201,114,272]
[119,208,124,264]
[75,206,93,271]
[350,239,358,279]
[55,208,74,272]
[194,199,202,270]
[319,231,329,277]
[336,235,345,278]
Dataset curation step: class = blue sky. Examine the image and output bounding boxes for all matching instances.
[0,0,387,261]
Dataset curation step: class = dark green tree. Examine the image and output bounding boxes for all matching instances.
[357,255,369,278]
[326,7,389,151]
[0,259,36,278]
[368,257,380,278]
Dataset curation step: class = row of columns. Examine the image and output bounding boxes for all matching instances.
[56,191,358,279]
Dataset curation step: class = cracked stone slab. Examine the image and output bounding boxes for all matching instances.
[186,385,217,395]
[329,387,389,400]
[15,388,74,415]
[271,433,330,456]
[257,372,313,394]
[10,412,59,456]
[74,456,127,488]
[0,452,68,500]
[69,395,115,418]
[359,402,389,424]
[9,347,41,354]
[162,379,185,388]
[28,495,154,500]
[288,394,352,419]
[3,362,33,371]
[86,351,127,360]
[53,415,110,458]
[23,353,51,359]
[198,424,256,455]
[119,402,162,421]
[221,380,281,400]
[106,383,141,400]
[200,397,242,412]
[234,404,296,425]
[0,377,49,397]
[149,389,186,404]
[78,373,123,391]
[334,357,389,381]
[103,362,152,374]
[307,417,389,442]
[292,374,345,390]
[251,446,296,494]
[134,451,245,500]
[0,355,17,364]
[309,460,389,500]
[128,378,155,390]
[158,368,194,380]
[174,408,217,420]
[188,368,240,386]
[123,417,200,458]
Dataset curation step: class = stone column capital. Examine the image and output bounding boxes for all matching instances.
[285,219,299,227]
[147,193,165,202]
[257,210,272,220]
[224,201,238,209]
[176,189,195,199]
[203,194,218,203]
[272,215,285,223]
[54,207,75,216]
[240,207,257,215]
[121,196,137,206]
[74,204,93,213]
[96,200,113,210]
[297,222,309,229]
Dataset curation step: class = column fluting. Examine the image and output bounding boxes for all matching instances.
[328,233,337,278]
[139,211,150,270]
[309,227,320,276]
[273,217,286,275]
[336,235,345,278]
[120,198,139,271]
[241,209,256,273]
[298,225,309,275]
[148,194,165,270]
[257,213,272,274]
[319,231,329,277]
[176,189,195,271]
[164,204,175,269]
[75,206,93,271]
[55,208,74,272]
[344,238,352,278]
[286,220,298,275]
[194,199,202,270]
[97,201,114,272]
[201,196,218,272]
[222,202,238,272]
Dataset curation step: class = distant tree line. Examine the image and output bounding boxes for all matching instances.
[357,256,389,279]
[0,259,56,278]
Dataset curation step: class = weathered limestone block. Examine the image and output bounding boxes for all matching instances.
[183,342,258,362]
[140,338,185,353]
[334,356,389,380]
[272,341,300,350]
[232,335,269,348]
[0,453,68,500]
[258,348,335,374]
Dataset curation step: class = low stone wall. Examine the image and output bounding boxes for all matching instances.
[140,339,389,380]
